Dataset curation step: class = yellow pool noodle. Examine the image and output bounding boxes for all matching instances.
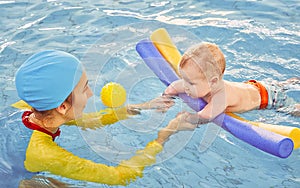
[150,28,181,76]
[150,28,300,149]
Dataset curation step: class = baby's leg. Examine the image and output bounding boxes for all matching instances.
[277,104,300,117]
[265,78,299,115]
[272,78,300,90]
[286,78,300,116]
[282,77,300,85]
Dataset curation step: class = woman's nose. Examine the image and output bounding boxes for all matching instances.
[87,86,93,98]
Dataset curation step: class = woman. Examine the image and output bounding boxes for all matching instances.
[15,50,193,185]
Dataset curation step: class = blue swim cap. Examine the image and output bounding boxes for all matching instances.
[15,50,83,111]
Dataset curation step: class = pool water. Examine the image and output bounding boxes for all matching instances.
[1,0,300,187]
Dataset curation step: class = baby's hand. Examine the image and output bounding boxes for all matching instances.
[164,79,185,95]
[164,86,177,95]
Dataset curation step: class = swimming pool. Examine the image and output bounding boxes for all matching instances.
[1,0,299,187]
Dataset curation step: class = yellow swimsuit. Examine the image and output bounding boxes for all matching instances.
[22,108,163,185]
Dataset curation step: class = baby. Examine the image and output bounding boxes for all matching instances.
[165,42,299,124]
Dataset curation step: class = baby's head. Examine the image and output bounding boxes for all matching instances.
[177,42,226,98]
[179,42,225,80]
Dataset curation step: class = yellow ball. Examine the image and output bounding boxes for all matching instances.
[100,82,126,108]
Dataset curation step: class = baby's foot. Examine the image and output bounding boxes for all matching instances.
[277,104,300,117]
[290,104,300,117]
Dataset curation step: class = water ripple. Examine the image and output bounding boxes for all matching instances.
[0,0,299,187]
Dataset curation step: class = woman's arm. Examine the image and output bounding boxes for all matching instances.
[156,115,200,145]
[127,95,174,112]
[66,96,174,129]
[25,131,163,185]
[65,107,131,129]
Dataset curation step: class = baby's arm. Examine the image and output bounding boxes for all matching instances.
[197,92,227,120]
[183,92,227,124]
[164,79,185,95]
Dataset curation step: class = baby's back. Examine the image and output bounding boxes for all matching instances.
[224,81,261,113]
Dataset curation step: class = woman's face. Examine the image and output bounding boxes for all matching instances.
[67,72,93,119]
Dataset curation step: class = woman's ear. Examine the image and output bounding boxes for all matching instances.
[55,101,72,115]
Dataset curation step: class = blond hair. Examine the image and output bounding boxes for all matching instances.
[179,42,225,78]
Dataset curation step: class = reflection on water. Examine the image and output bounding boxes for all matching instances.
[0,0,299,187]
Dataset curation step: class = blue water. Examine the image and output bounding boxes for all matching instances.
[1,0,300,187]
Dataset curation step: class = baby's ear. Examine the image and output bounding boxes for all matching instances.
[210,76,219,87]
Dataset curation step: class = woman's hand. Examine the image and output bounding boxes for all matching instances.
[180,112,210,125]
[155,112,208,145]
[127,95,175,113]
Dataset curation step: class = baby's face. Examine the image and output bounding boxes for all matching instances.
[180,62,212,98]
